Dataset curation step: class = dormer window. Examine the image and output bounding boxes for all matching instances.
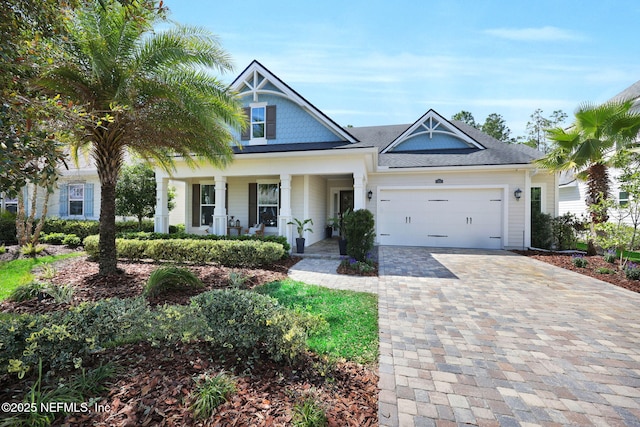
[241,103,276,144]
[251,106,265,138]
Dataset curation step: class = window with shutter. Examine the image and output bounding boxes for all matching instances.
[243,103,275,143]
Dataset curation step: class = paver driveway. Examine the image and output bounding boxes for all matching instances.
[377,247,640,427]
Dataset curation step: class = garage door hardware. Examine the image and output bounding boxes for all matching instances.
[428,199,448,202]
[428,234,448,237]
[466,217,473,224]
[405,217,412,223]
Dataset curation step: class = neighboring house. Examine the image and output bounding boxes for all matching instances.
[0,152,100,221]
[558,79,640,223]
[154,60,557,250]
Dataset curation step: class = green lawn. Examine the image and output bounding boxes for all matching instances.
[256,279,378,364]
[0,252,83,300]
[576,242,640,261]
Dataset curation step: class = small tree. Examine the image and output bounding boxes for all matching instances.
[344,209,375,262]
[115,163,174,229]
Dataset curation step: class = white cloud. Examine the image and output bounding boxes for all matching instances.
[484,26,585,42]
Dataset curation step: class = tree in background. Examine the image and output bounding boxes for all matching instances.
[451,111,514,143]
[451,111,479,129]
[116,163,175,229]
[38,0,245,275]
[0,0,77,246]
[520,109,567,152]
[481,113,513,143]
[536,99,640,254]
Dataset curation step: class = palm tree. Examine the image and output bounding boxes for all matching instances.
[38,0,245,275]
[536,99,640,253]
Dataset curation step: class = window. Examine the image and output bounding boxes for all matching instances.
[200,184,215,225]
[69,184,84,216]
[531,187,542,213]
[257,183,278,227]
[620,191,629,207]
[251,106,265,139]
[241,104,275,142]
[2,195,18,214]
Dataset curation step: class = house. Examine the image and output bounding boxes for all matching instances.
[558,79,640,223]
[0,152,100,222]
[153,60,557,250]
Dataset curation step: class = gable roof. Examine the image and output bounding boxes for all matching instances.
[381,109,484,153]
[230,60,358,143]
[348,121,543,168]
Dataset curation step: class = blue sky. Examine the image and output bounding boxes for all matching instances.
[165,0,640,138]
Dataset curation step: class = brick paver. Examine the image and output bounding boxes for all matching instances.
[289,246,640,426]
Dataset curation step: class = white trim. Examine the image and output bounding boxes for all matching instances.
[231,61,358,143]
[248,102,268,145]
[382,110,484,153]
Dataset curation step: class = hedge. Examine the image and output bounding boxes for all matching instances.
[116,231,290,253]
[83,236,285,267]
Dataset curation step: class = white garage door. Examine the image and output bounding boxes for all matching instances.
[378,188,503,249]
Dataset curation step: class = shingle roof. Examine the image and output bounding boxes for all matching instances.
[348,121,543,168]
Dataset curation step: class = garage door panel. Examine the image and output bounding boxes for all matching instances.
[379,188,503,249]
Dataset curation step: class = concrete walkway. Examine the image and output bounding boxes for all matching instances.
[289,246,640,427]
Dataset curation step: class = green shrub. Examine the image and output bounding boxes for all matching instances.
[571,255,588,268]
[0,244,6,254]
[292,394,328,427]
[9,281,47,302]
[42,232,67,245]
[626,263,640,280]
[84,236,285,267]
[190,371,237,419]
[45,284,75,304]
[21,243,44,256]
[531,210,552,249]
[604,249,617,263]
[143,266,203,297]
[43,218,99,240]
[116,230,290,254]
[62,234,81,247]
[43,219,155,241]
[551,213,580,250]
[228,271,249,289]
[191,289,310,362]
[596,267,615,274]
[344,209,375,262]
[0,210,17,244]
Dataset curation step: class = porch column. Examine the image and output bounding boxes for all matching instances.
[278,174,293,250]
[213,175,227,235]
[353,173,367,211]
[154,177,169,233]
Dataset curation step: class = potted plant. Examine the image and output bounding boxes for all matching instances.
[326,217,338,238]
[288,218,313,253]
[336,209,351,255]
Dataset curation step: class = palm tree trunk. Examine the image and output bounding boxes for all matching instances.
[586,163,610,256]
[99,179,119,275]
[94,128,125,276]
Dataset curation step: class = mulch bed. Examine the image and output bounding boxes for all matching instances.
[514,250,640,294]
[0,247,379,426]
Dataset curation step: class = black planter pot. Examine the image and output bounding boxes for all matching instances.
[295,237,305,254]
[325,226,333,239]
[338,238,347,256]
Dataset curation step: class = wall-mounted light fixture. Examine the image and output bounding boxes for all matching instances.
[435,178,444,184]
[367,190,373,201]
[514,188,522,201]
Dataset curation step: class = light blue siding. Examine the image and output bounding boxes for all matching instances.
[234,94,345,144]
[392,132,471,151]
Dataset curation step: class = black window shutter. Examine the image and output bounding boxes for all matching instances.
[192,184,200,227]
[241,107,251,140]
[225,183,228,215]
[248,183,257,225]
[266,105,276,139]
